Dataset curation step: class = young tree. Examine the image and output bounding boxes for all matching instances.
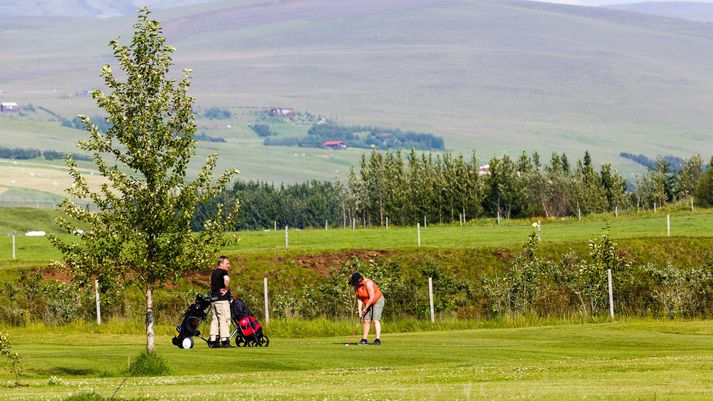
[49,9,239,353]
[678,154,703,200]
[0,332,22,386]
[694,156,713,207]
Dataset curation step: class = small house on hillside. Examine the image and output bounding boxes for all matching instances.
[1,102,19,112]
[323,140,347,150]
[268,107,295,117]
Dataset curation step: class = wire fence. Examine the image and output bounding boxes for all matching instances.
[0,200,97,210]
[0,201,59,209]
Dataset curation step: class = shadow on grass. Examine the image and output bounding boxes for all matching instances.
[34,367,98,376]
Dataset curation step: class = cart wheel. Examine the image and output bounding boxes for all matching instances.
[246,338,257,347]
[235,337,248,347]
[259,335,270,347]
[180,337,194,350]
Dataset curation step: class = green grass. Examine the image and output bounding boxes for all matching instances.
[0,207,64,235]
[1,320,712,400]
[0,207,712,263]
[227,211,713,252]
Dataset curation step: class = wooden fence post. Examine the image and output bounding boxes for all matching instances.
[607,269,614,319]
[417,223,421,247]
[95,279,102,325]
[264,277,270,325]
[428,277,435,323]
[667,215,670,237]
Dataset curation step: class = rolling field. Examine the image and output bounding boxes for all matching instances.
[0,158,107,200]
[1,320,712,400]
[4,0,713,183]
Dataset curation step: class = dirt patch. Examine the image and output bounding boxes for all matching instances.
[289,249,393,277]
[492,248,511,261]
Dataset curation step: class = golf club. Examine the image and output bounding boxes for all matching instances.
[345,305,371,346]
[345,318,361,345]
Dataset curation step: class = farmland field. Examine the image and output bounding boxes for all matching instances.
[1,320,712,400]
[4,0,713,184]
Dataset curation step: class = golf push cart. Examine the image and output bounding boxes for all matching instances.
[172,294,269,349]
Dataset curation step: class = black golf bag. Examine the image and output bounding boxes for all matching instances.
[230,299,269,347]
[172,294,212,349]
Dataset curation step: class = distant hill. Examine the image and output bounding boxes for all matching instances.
[0,0,218,17]
[604,2,713,23]
[1,0,713,184]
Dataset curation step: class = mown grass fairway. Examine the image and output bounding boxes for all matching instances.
[1,320,712,400]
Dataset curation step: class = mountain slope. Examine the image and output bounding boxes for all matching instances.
[1,0,713,183]
[604,2,713,23]
[0,0,222,17]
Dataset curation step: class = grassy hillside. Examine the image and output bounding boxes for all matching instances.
[2,0,713,184]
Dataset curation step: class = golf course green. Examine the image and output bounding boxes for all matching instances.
[1,320,713,400]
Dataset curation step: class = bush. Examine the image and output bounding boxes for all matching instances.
[127,351,170,376]
[204,107,232,120]
[249,124,275,137]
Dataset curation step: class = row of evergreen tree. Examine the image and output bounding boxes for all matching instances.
[192,150,713,230]
[0,146,91,161]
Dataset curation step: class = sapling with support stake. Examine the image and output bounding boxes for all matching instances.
[48,8,240,354]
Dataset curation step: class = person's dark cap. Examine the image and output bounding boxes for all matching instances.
[349,272,362,287]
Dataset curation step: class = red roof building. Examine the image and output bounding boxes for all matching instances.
[323,140,347,149]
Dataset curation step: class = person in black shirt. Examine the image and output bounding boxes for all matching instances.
[209,256,233,348]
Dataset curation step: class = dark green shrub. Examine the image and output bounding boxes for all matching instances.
[127,351,170,376]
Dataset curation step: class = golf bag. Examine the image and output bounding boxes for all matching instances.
[171,294,212,349]
[230,299,269,347]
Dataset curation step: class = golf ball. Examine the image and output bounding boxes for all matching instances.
[345,344,349,347]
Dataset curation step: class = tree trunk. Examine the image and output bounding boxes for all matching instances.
[146,285,155,353]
